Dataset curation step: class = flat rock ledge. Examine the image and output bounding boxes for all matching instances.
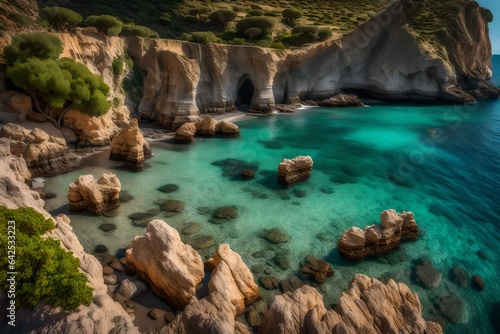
[259,274,442,334]
[338,209,419,260]
[67,173,121,215]
[278,156,313,187]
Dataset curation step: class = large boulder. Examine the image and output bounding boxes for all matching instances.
[67,173,121,215]
[0,123,81,177]
[125,220,204,310]
[338,209,419,260]
[260,274,442,334]
[109,119,152,170]
[0,90,31,121]
[195,116,218,136]
[174,122,197,143]
[317,93,364,107]
[62,108,120,147]
[219,121,240,137]
[277,156,313,187]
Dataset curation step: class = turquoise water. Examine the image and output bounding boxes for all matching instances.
[44,57,500,333]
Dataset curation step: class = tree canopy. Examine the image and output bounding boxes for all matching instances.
[2,32,63,66]
[236,16,276,34]
[282,7,303,25]
[0,206,93,310]
[84,15,123,36]
[208,9,237,29]
[121,24,159,38]
[39,6,83,31]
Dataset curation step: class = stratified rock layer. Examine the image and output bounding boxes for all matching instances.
[126,220,204,310]
[338,209,418,260]
[259,274,442,334]
[109,119,152,170]
[67,173,121,215]
[278,156,313,187]
[0,123,81,177]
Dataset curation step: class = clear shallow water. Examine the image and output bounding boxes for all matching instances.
[44,57,500,333]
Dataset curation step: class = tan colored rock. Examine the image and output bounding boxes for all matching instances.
[174,122,197,143]
[317,93,364,107]
[68,173,121,215]
[338,209,419,260]
[260,274,442,334]
[62,108,120,147]
[126,220,204,310]
[277,156,313,187]
[0,91,32,119]
[109,119,152,170]
[207,244,261,316]
[195,116,218,136]
[0,123,81,177]
[219,121,240,137]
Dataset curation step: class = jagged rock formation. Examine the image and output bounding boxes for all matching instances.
[67,173,121,215]
[62,109,121,147]
[109,119,152,170]
[278,156,314,187]
[0,140,139,334]
[259,274,442,334]
[0,123,81,177]
[338,209,419,260]
[317,94,365,107]
[125,220,205,310]
[174,117,240,142]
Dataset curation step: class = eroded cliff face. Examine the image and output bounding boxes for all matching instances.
[1,1,496,132]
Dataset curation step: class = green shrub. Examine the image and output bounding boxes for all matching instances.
[236,16,276,34]
[256,39,271,47]
[112,58,124,75]
[39,6,82,31]
[219,30,238,42]
[244,27,262,39]
[270,42,286,49]
[232,38,246,45]
[208,9,237,29]
[282,7,302,25]
[84,15,122,36]
[2,32,63,66]
[7,12,33,26]
[0,206,93,310]
[264,11,277,17]
[189,6,211,20]
[247,9,264,17]
[121,24,158,38]
[317,28,332,41]
[190,31,219,44]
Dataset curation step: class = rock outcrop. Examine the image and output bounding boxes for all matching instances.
[174,122,197,143]
[62,109,121,147]
[0,123,81,177]
[126,220,205,310]
[109,119,152,170]
[0,91,31,123]
[278,156,313,187]
[0,138,139,334]
[317,94,365,107]
[259,274,442,334]
[338,209,418,260]
[195,116,218,136]
[174,118,240,143]
[67,173,121,215]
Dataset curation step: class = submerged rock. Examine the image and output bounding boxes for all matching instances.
[95,244,108,253]
[159,199,185,214]
[278,156,313,187]
[450,266,469,288]
[300,255,334,283]
[259,276,279,290]
[337,209,419,260]
[67,173,121,215]
[241,169,255,179]
[213,206,238,219]
[261,228,289,244]
[471,274,484,291]
[157,183,180,193]
[415,259,442,289]
[439,295,470,324]
[99,223,117,232]
[181,222,201,235]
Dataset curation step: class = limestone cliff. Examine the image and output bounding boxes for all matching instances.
[1,0,497,131]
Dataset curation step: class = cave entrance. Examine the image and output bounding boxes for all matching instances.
[236,75,255,106]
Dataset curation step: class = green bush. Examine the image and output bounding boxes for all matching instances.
[270,42,286,49]
[39,6,82,31]
[189,6,211,20]
[282,7,302,25]
[0,206,93,310]
[232,38,246,45]
[256,39,271,47]
[264,11,277,17]
[121,24,158,38]
[317,28,332,41]
[84,15,122,36]
[292,25,319,36]
[2,32,63,66]
[244,27,262,39]
[190,31,219,44]
[247,9,264,17]
[7,12,33,26]
[112,58,124,75]
[208,9,237,29]
[236,16,276,34]
[219,30,238,42]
